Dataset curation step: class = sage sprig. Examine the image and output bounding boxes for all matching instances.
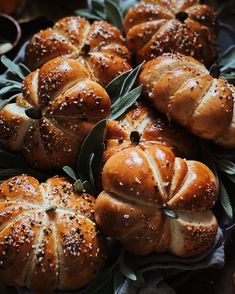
[82,248,144,294]
[0,55,30,109]
[211,45,235,83]
[75,0,137,32]
[107,62,144,120]
[200,141,234,221]
[63,119,107,195]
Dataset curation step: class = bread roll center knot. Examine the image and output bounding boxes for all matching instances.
[25,107,42,120]
[130,131,141,145]
[175,11,188,23]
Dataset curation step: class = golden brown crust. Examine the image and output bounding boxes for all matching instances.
[95,143,218,257]
[25,16,131,87]
[0,57,111,170]
[0,176,106,293]
[105,101,199,161]
[139,53,235,147]
[124,0,217,66]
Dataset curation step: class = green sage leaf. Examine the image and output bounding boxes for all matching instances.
[1,55,25,80]
[219,178,233,219]
[114,270,125,294]
[106,69,132,104]
[105,0,123,32]
[0,94,18,110]
[120,61,144,97]
[216,159,235,175]
[75,9,103,21]
[131,270,145,288]
[63,166,77,181]
[120,0,137,14]
[110,85,142,120]
[88,153,95,191]
[92,0,106,18]
[74,179,84,193]
[78,119,107,179]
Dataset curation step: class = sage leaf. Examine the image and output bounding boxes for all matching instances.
[75,9,103,21]
[63,166,77,181]
[110,85,142,120]
[114,270,125,294]
[0,94,18,110]
[226,174,235,183]
[109,0,120,6]
[120,262,137,281]
[74,179,84,193]
[219,45,235,68]
[105,0,123,32]
[0,85,21,95]
[78,119,106,180]
[131,270,145,288]
[92,0,106,18]
[216,159,235,175]
[19,63,31,76]
[219,178,233,219]
[120,61,144,97]
[121,0,137,14]
[1,55,25,80]
[106,69,132,104]
[88,153,95,191]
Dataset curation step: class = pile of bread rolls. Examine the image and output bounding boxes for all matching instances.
[0,0,234,292]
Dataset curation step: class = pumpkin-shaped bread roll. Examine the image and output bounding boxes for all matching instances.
[0,176,106,293]
[105,101,199,162]
[139,53,235,148]
[25,16,131,86]
[124,0,217,66]
[0,57,111,170]
[95,143,218,257]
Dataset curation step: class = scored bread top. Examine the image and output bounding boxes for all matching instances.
[0,175,106,293]
[124,0,217,66]
[139,53,235,148]
[95,143,218,257]
[0,57,111,169]
[25,16,131,87]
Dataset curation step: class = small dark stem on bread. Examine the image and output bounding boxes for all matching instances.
[130,131,141,145]
[175,11,188,23]
[45,205,57,214]
[81,43,91,56]
[25,107,42,120]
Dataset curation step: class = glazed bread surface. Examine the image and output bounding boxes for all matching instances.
[95,143,218,257]
[105,101,199,161]
[0,57,111,169]
[25,16,131,86]
[0,176,106,293]
[139,53,235,148]
[124,0,217,66]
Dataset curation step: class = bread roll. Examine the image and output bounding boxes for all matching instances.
[139,53,235,148]
[124,0,217,66]
[25,16,131,86]
[0,175,106,293]
[0,57,111,169]
[105,101,199,161]
[95,143,218,257]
